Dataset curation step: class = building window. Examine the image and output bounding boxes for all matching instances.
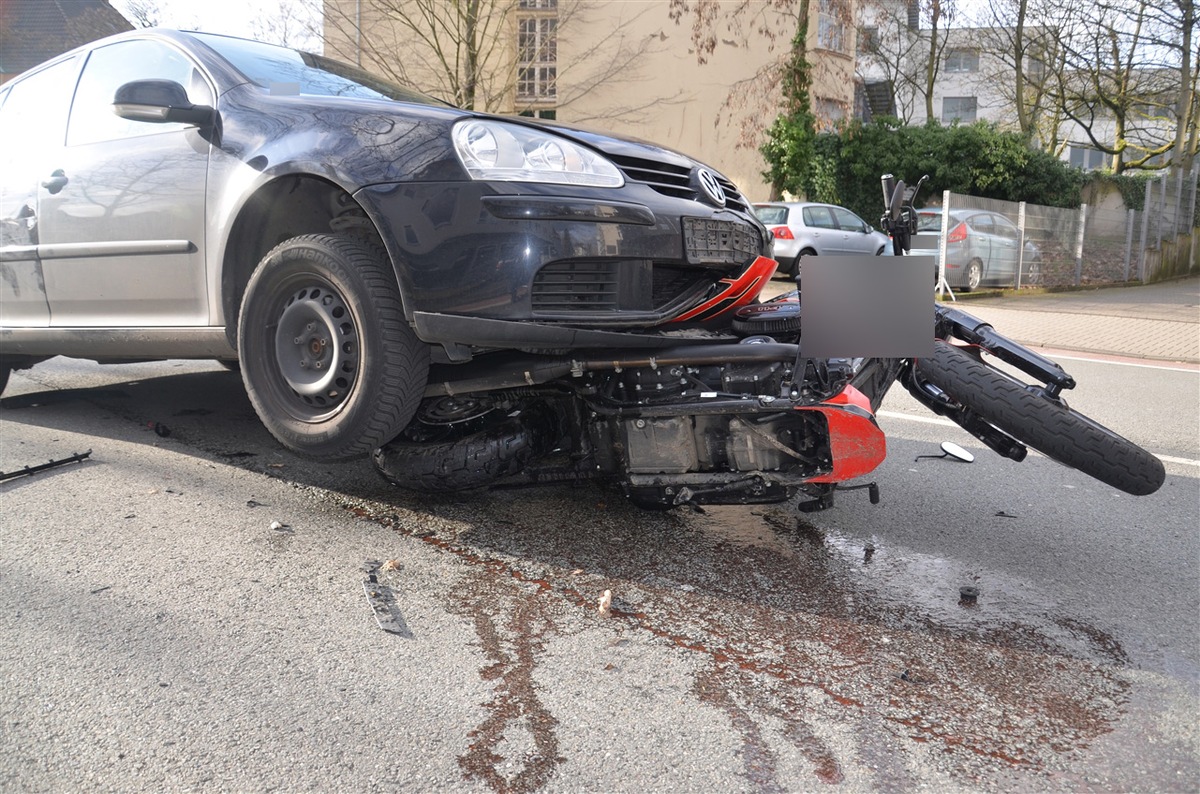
[944,49,979,73]
[1068,145,1108,171]
[941,96,977,123]
[517,6,557,104]
[815,97,846,129]
[818,0,847,53]
[857,25,879,54]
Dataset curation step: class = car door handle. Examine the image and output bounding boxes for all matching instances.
[42,169,68,194]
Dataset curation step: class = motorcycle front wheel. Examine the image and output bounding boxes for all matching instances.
[916,340,1165,496]
[373,403,555,492]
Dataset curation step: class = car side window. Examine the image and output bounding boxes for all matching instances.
[830,207,866,232]
[754,206,788,225]
[0,56,80,161]
[66,40,213,147]
[968,214,993,233]
[802,206,836,229]
[991,215,1018,238]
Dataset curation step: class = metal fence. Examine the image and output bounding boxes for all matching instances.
[927,167,1199,295]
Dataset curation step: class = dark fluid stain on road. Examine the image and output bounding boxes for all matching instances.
[347,490,1130,792]
[451,570,565,794]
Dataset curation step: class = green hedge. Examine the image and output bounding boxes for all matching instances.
[766,117,1087,222]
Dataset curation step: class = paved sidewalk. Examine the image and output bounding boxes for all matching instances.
[951,277,1199,363]
[760,275,1200,363]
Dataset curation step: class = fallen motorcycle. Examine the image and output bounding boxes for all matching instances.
[373,177,1165,510]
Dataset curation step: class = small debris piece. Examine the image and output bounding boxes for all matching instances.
[571,569,584,576]
[361,579,412,637]
[598,589,613,617]
[151,422,170,437]
[960,586,980,604]
[0,449,93,482]
[381,559,401,572]
[269,520,287,531]
[994,511,1018,519]
[247,500,265,508]
[267,463,286,469]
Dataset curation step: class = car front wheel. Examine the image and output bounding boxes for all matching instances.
[237,233,430,460]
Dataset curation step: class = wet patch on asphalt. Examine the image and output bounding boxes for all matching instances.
[341,491,1131,791]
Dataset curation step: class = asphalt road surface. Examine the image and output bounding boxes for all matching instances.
[1,353,1196,792]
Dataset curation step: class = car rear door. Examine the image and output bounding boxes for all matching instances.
[0,55,81,328]
[37,38,213,327]
[800,205,839,254]
[965,213,995,276]
[988,214,1021,285]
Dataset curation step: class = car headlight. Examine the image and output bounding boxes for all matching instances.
[452,119,623,188]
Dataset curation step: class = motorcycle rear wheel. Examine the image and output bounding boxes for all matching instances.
[916,340,1164,496]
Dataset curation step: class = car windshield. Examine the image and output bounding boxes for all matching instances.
[917,212,943,231]
[754,206,788,225]
[191,32,447,105]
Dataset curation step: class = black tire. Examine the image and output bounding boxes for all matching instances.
[916,340,1164,496]
[373,408,552,492]
[0,362,10,397]
[237,233,429,460]
[796,248,817,278]
[963,259,983,291]
[1024,257,1042,287]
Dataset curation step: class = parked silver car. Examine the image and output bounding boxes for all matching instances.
[917,209,1042,291]
[753,202,890,277]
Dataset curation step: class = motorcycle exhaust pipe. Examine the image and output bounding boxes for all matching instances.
[425,343,801,396]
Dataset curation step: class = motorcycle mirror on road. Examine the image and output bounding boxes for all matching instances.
[915,441,976,463]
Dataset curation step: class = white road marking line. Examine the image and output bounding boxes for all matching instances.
[1040,353,1198,373]
[878,410,1200,467]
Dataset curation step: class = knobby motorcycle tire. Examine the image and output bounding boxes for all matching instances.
[916,340,1165,496]
[372,414,547,493]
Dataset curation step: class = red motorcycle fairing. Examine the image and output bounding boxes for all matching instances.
[668,256,778,323]
[803,385,888,483]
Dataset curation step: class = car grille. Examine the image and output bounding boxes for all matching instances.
[683,218,762,265]
[609,154,752,214]
[531,260,715,315]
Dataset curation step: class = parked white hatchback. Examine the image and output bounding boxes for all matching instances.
[753,202,891,278]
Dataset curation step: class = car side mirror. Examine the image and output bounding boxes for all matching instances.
[113,79,215,127]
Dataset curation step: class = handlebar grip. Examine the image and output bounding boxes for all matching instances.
[889,180,906,222]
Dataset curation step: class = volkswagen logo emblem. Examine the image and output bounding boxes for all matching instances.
[695,168,727,208]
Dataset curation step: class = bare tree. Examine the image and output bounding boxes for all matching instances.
[856,0,960,125]
[1046,0,1181,172]
[665,0,863,145]
[251,0,321,50]
[318,0,673,120]
[968,0,1069,146]
[921,0,958,121]
[116,0,163,29]
[857,0,930,123]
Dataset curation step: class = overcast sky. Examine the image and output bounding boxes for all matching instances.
[109,0,321,46]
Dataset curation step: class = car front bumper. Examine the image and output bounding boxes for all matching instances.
[357,180,772,349]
